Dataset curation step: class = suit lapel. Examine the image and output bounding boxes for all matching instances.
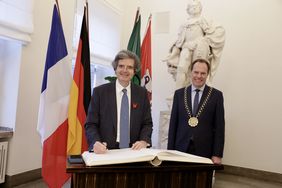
[130,84,137,130]
[109,82,117,132]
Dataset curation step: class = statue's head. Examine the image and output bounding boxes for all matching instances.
[186,0,202,16]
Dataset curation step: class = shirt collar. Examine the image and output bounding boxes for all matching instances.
[191,84,205,92]
[116,80,131,93]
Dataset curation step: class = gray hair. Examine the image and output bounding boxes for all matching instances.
[112,50,140,72]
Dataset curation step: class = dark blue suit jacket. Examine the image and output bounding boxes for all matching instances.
[167,85,225,158]
[85,82,153,150]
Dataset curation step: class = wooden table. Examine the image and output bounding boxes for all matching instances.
[67,161,223,188]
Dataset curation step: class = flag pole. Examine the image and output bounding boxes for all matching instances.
[144,14,152,32]
[86,0,89,38]
[134,7,140,23]
[55,0,62,24]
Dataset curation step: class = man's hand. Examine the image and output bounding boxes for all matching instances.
[211,156,222,164]
[131,140,148,150]
[93,141,107,154]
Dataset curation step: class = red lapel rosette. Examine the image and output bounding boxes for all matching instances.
[132,103,138,109]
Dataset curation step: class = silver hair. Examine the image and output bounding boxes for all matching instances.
[112,50,140,72]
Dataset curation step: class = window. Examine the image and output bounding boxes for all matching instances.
[91,64,115,89]
[0,38,21,129]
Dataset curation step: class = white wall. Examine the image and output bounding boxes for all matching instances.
[210,0,282,174]
[120,0,282,174]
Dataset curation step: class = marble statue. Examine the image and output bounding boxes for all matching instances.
[164,0,225,89]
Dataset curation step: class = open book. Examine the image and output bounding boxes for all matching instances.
[82,148,213,166]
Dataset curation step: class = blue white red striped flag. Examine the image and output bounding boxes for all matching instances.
[37,4,72,188]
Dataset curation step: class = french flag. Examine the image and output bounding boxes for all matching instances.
[37,4,72,188]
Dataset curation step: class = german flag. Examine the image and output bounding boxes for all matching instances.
[67,6,91,155]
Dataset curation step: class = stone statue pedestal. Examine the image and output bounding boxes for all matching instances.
[158,110,171,149]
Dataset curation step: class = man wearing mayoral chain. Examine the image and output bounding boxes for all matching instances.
[167,56,225,164]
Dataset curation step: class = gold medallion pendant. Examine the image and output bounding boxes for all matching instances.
[188,117,198,127]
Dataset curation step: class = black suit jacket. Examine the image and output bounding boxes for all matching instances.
[85,82,153,150]
[167,85,225,158]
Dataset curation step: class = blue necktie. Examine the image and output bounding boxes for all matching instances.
[119,89,129,148]
[193,89,200,116]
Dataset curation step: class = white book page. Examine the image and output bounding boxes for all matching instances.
[157,150,213,164]
[82,148,156,166]
[82,148,213,166]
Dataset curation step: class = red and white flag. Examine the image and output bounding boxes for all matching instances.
[37,4,71,187]
[141,15,152,101]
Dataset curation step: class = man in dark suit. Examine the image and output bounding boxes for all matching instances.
[167,58,225,164]
[85,50,153,154]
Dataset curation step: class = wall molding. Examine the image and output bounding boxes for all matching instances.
[2,168,41,188]
[220,165,282,184]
